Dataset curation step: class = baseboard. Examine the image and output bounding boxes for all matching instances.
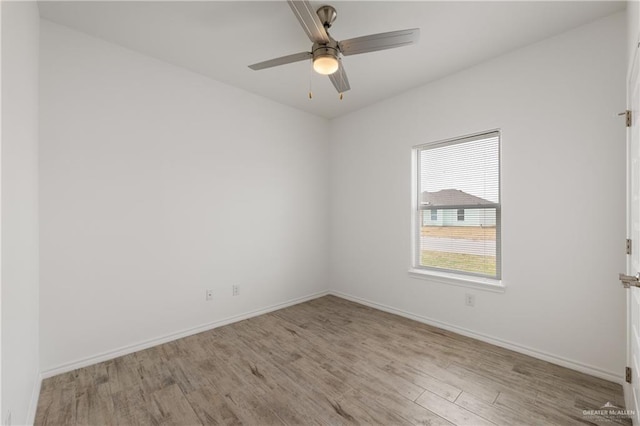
[41,290,329,379]
[40,288,623,386]
[329,290,624,385]
[25,369,42,425]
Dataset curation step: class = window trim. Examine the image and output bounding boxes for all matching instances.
[410,130,503,290]
[408,267,506,293]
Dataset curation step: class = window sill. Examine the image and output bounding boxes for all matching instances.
[408,268,506,293]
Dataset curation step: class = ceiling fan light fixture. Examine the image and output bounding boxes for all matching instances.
[313,55,339,75]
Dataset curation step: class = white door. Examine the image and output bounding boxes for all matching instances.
[626,42,640,424]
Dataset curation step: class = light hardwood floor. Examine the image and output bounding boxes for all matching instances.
[35,295,628,425]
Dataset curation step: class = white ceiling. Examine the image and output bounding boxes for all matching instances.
[38,1,626,119]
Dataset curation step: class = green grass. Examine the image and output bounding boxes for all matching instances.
[421,250,496,276]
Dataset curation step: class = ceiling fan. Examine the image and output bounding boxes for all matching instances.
[248,1,420,95]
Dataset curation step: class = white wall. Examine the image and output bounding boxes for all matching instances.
[330,12,627,379]
[39,20,329,372]
[1,1,40,424]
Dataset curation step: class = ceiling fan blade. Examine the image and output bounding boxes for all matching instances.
[339,28,420,56]
[287,0,330,43]
[249,51,312,71]
[329,59,350,93]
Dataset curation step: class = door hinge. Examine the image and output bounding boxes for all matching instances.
[620,110,632,127]
[626,366,632,383]
[627,239,633,255]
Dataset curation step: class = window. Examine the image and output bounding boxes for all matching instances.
[431,210,438,221]
[413,131,500,280]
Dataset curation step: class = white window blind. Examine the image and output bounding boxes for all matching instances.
[415,131,501,279]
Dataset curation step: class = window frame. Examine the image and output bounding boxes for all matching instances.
[410,130,503,291]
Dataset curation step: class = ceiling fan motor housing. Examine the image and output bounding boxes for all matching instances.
[312,40,340,62]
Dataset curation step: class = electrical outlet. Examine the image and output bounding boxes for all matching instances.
[206,289,213,301]
[232,285,239,296]
[465,293,475,307]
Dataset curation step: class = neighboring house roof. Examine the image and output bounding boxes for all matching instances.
[421,189,493,207]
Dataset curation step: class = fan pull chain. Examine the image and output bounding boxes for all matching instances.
[308,59,313,100]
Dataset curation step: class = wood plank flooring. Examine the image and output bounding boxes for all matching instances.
[35,295,629,425]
